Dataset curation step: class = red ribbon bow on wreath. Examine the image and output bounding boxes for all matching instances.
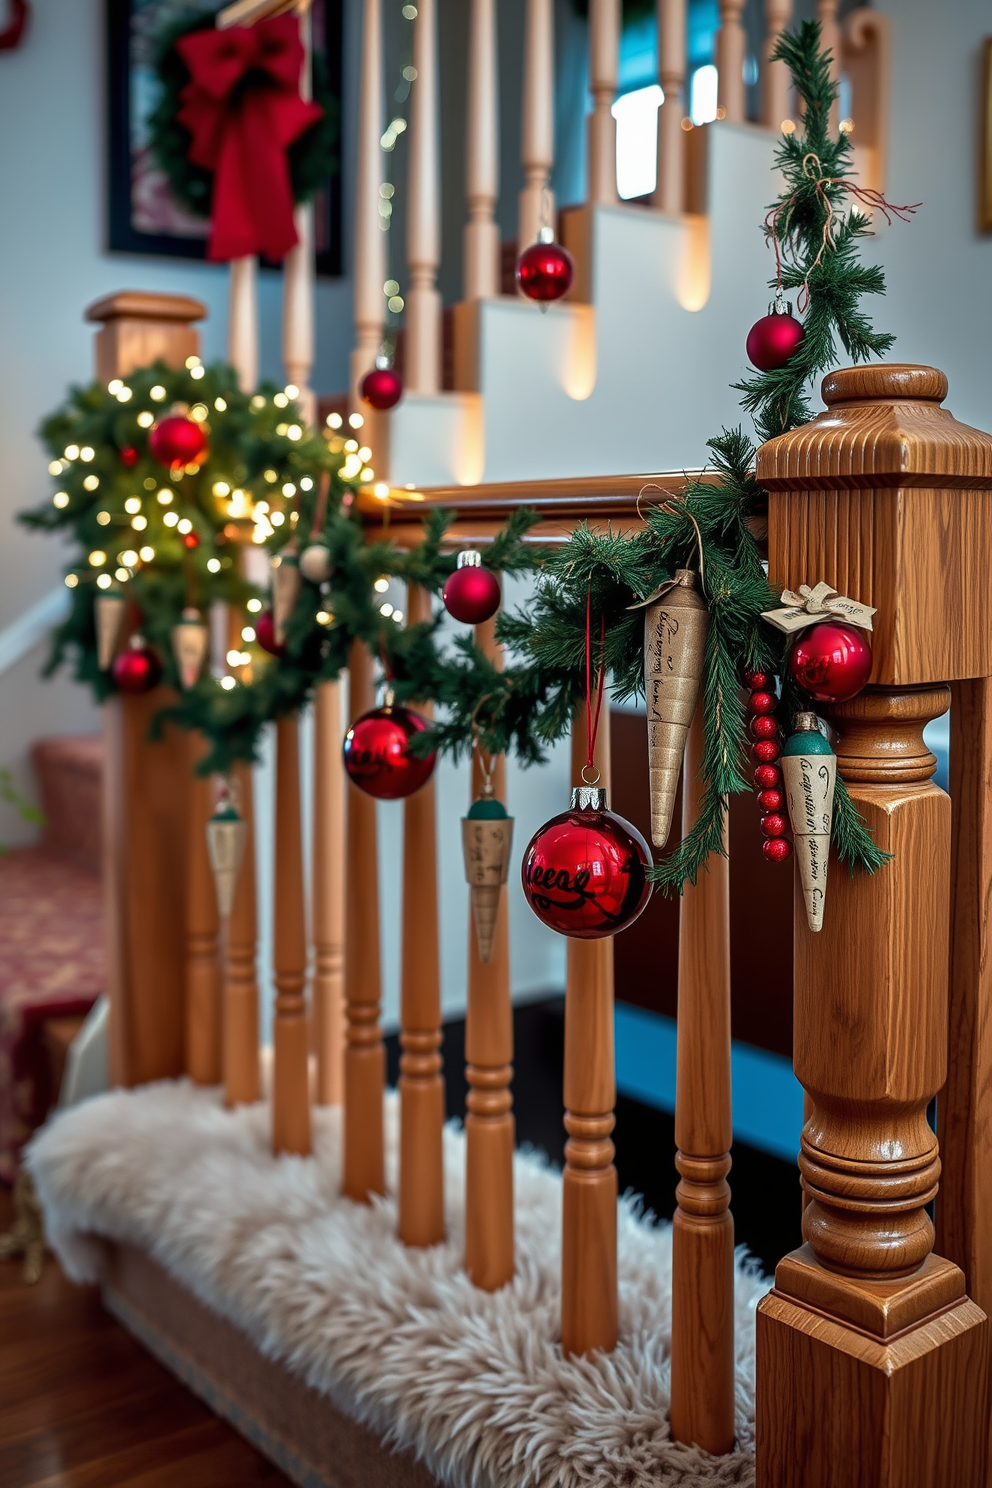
[176,15,323,263]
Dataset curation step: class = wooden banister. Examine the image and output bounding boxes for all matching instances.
[351,0,386,404]
[670,706,735,1453]
[653,0,687,215]
[518,0,555,251]
[398,586,445,1246]
[224,761,261,1106]
[761,0,792,130]
[587,0,619,207]
[342,640,386,1201]
[312,681,346,1105]
[716,0,746,124]
[406,0,442,393]
[185,734,222,1085]
[464,0,500,300]
[271,714,311,1155]
[757,364,992,1486]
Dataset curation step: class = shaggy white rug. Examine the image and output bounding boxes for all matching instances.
[27,1081,769,1488]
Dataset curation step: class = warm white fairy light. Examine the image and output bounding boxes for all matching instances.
[373,482,390,499]
[392,609,404,623]
[373,576,389,593]
[89,550,107,566]
[116,386,133,402]
[120,549,139,566]
[157,488,172,504]
[241,626,256,642]
[53,491,69,509]
[137,411,154,428]
[48,460,63,475]
[190,404,209,421]
[150,385,167,401]
[96,572,113,589]
[213,481,230,497]
[276,422,289,437]
[316,610,333,626]
[282,483,296,497]
[124,496,142,514]
[115,568,129,583]
[348,413,364,429]
[361,468,375,482]
[131,514,148,530]
[177,517,193,534]
[255,501,269,514]
[341,455,363,480]
[300,476,314,491]
[214,397,227,412]
[65,573,78,587]
[271,510,286,526]
[227,489,251,518]
[226,649,243,668]
[221,675,237,690]
[83,474,99,491]
[190,365,205,380]
[326,412,342,429]
[273,393,289,409]
[206,558,221,573]
[80,446,95,462]
[96,511,111,525]
[163,510,179,527]
[64,444,80,460]
[344,439,359,453]
[380,602,393,617]
[284,384,299,399]
[250,394,266,410]
[108,379,123,395]
[247,598,262,613]
[185,356,201,369]
[264,468,278,483]
[139,545,155,562]
[358,446,372,461]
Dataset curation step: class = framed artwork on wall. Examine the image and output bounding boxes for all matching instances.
[106,0,343,273]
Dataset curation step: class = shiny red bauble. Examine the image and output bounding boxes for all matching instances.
[112,638,161,694]
[119,446,139,467]
[763,836,793,863]
[361,366,403,411]
[760,812,788,838]
[752,739,781,764]
[254,611,283,656]
[754,763,782,790]
[343,704,436,800]
[744,670,772,690]
[757,788,784,813]
[750,714,779,740]
[149,416,208,469]
[746,309,805,372]
[442,556,501,625]
[516,234,574,303]
[747,690,776,715]
[521,795,651,939]
[788,621,872,703]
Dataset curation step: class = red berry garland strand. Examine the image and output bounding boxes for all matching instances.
[743,670,793,863]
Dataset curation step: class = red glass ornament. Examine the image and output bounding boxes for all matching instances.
[744,670,772,691]
[788,621,872,703]
[516,230,574,304]
[254,611,283,656]
[112,637,161,695]
[119,446,139,468]
[149,416,208,469]
[182,530,200,550]
[746,303,805,372]
[343,703,436,800]
[763,836,793,863]
[361,365,403,411]
[752,739,781,764]
[761,812,788,838]
[750,713,779,740]
[754,763,782,789]
[521,789,651,939]
[747,690,776,715]
[757,788,784,813]
[442,552,501,625]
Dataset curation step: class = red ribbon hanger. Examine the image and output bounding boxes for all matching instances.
[176,14,324,263]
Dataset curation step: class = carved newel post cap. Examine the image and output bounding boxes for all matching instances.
[820,363,948,405]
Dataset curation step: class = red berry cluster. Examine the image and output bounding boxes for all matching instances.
[744,670,792,864]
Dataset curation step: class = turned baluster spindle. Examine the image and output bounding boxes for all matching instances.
[281,9,316,425]
[185,733,222,1085]
[398,585,445,1246]
[715,0,746,124]
[652,0,687,216]
[350,0,386,405]
[464,616,514,1289]
[756,364,992,1488]
[224,760,260,1107]
[670,706,735,1453]
[816,0,841,131]
[342,640,386,1201]
[464,0,500,300]
[228,259,258,393]
[312,681,346,1105]
[405,0,442,393]
[761,0,792,129]
[561,702,617,1357]
[587,0,619,206]
[518,0,555,251]
[272,714,311,1156]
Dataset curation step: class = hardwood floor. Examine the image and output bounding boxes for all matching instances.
[0,1187,290,1488]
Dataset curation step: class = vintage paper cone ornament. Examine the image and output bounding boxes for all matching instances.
[781,712,837,933]
[206,792,247,920]
[634,569,709,847]
[271,546,302,645]
[171,607,209,690]
[462,794,514,964]
[94,589,128,670]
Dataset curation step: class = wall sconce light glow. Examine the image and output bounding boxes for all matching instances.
[690,65,718,126]
[612,84,663,200]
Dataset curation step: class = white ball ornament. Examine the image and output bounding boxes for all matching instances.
[299,543,333,584]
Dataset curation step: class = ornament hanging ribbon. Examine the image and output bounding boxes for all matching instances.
[762,581,876,635]
[176,15,323,262]
[583,587,607,784]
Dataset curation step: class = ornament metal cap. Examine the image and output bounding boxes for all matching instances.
[770,288,794,317]
[537,225,555,244]
[456,549,482,569]
[794,711,822,732]
[673,568,697,588]
[571,785,608,811]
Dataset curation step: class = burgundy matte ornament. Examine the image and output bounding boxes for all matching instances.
[254,610,283,656]
[442,550,501,625]
[361,360,403,411]
[149,415,208,469]
[763,836,793,863]
[112,634,161,694]
[119,446,139,468]
[343,697,436,800]
[516,227,574,304]
[752,739,781,764]
[754,763,782,790]
[746,293,805,372]
[788,620,872,703]
[750,713,780,740]
[521,785,651,940]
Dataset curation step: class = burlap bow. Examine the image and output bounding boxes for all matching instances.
[761,581,876,635]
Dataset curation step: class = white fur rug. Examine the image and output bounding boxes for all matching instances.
[27,1082,768,1488]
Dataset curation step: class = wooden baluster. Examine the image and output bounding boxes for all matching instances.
[224,760,260,1106]
[281,7,316,426]
[351,0,386,405]
[405,0,441,393]
[715,0,746,124]
[312,681,346,1105]
[464,0,500,300]
[652,0,686,215]
[271,715,311,1155]
[228,259,258,393]
[816,0,841,132]
[587,0,619,206]
[518,0,555,251]
[670,706,735,1452]
[398,585,445,1245]
[761,0,792,130]
[464,617,514,1289]
[561,704,617,1357]
[342,641,386,1201]
[757,364,991,1488]
[185,733,222,1085]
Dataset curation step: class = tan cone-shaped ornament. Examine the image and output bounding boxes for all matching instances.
[206,791,247,920]
[781,712,837,934]
[271,546,302,646]
[634,569,709,847]
[462,794,514,964]
[171,607,209,690]
[95,589,128,670]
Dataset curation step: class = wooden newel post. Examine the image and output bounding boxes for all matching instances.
[272,714,311,1156]
[757,365,992,1488]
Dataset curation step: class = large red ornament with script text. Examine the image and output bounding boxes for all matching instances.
[343,703,436,800]
[521,788,651,939]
